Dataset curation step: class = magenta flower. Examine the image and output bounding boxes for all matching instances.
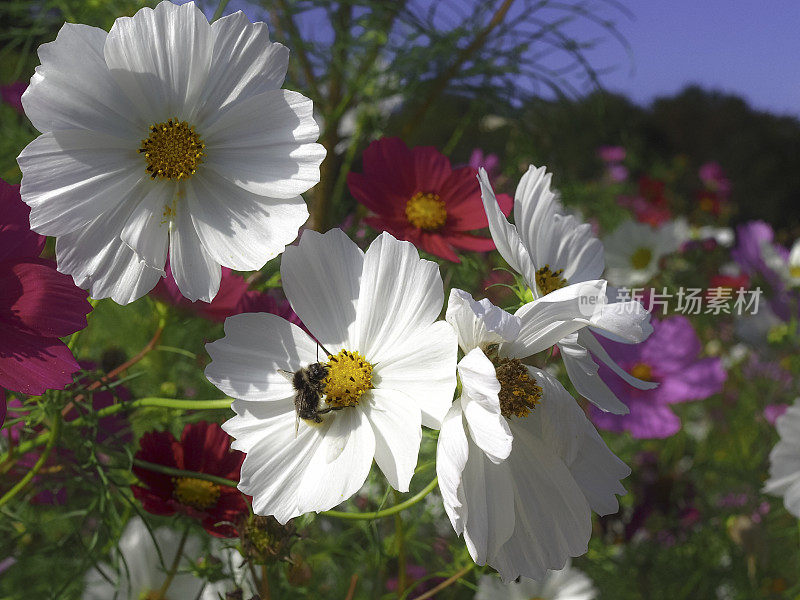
[1,82,25,114]
[468,148,500,181]
[698,161,731,195]
[597,145,626,163]
[0,180,91,416]
[591,316,726,438]
[153,262,302,327]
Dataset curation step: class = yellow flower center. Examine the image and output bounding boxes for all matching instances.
[324,349,373,408]
[790,265,800,279]
[139,118,205,180]
[535,265,567,296]
[405,192,447,230]
[492,356,542,418]
[630,362,653,382]
[172,476,220,510]
[630,247,653,270]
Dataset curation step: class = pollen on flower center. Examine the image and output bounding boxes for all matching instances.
[630,362,653,382]
[535,264,567,296]
[405,192,447,230]
[630,247,653,270]
[172,476,220,510]
[324,349,373,408]
[139,118,205,180]
[492,356,542,418]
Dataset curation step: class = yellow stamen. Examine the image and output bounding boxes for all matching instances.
[405,192,447,230]
[492,357,542,418]
[324,349,373,408]
[535,265,567,296]
[172,476,220,510]
[630,362,653,382]
[630,247,653,270]
[139,118,205,181]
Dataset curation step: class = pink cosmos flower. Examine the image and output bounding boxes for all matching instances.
[1,82,25,114]
[468,148,500,181]
[153,262,302,327]
[699,161,731,195]
[347,137,512,262]
[591,316,726,439]
[0,180,91,420]
[597,145,626,163]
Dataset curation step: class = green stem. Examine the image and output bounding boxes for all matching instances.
[211,0,231,22]
[0,413,61,508]
[132,458,239,489]
[154,525,191,599]
[407,563,475,600]
[393,490,407,594]
[322,477,438,520]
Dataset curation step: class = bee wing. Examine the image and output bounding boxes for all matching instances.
[295,413,300,438]
[277,369,295,382]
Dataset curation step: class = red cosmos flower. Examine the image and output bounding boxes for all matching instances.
[0,180,91,421]
[347,137,512,262]
[132,421,247,537]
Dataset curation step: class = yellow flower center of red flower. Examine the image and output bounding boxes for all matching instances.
[631,362,653,382]
[324,349,373,408]
[492,356,542,418]
[535,264,567,296]
[630,247,653,270]
[172,476,220,510]
[139,118,205,180]
[405,192,447,230]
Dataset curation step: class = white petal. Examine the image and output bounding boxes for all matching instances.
[198,12,289,119]
[445,288,520,353]
[22,23,141,138]
[187,170,308,271]
[478,169,539,291]
[205,312,318,402]
[104,1,213,121]
[204,89,325,199]
[461,441,516,565]
[588,300,653,343]
[281,228,364,352]
[436,403,469,534]
[559,334,629,414]
[54,188,163,304]
[18,130,141,236]
[578,329,658,390]
[503,280,607,358]
[374,320,458,429]
[169,197,221,302]
[488,422,591,582]
[354,232,444,363]
[361,388,422,492]
[458,348,512,464]
[119,182,171,269]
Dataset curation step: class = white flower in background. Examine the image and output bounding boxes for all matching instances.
[479,167,655,415]
[18,1,325,304]
[437,289,629,582]
[83,517,222,599]
[206,229,457,523]
[790,240,800,286]
[603,219,680,286]
[762,238,800,288]
[764,398,800,516]
[475,561,597,600]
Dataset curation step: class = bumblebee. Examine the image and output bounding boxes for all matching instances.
[279,350,343,434]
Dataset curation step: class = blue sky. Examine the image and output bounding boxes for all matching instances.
[201,0,800,118]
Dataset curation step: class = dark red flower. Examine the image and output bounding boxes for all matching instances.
[0,180,91,410]
[709,273,749,293]
[347,137,513,262]
[153,261,302,327]
[132,421,248,537]
[1,82,25,114]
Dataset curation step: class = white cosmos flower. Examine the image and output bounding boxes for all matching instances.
[83,517,222,600]
[479,167,655,415]
[437,289,630,582]
[206,229,457,523]
[762,238,800,288]
[764,398,800,517]
[18,1,325,304]
[603,219,680,286]
[475,561,597,600]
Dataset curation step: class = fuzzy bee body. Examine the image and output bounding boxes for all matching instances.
[279,361,343,435]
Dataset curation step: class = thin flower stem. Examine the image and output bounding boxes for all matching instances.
[211,0,231,22]
[0,413,61,508]
[260,564,272,600]
[393,490,407,595]
[407,563,475,600]
[131,458,239,488]
[344,574,359,600]
[322,477,438,520]
[154,525,191,600]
